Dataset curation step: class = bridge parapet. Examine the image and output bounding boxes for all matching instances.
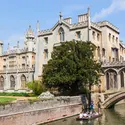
[102,61,125,68]
[104,88,125,100]
[102,91,125,108]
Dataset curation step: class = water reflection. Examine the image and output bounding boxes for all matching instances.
[43,104,125,125]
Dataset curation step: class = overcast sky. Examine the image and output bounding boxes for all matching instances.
[0,0,125,51]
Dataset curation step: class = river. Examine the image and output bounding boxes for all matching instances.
[43,104,125,125]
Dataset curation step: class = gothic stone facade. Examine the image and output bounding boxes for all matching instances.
[0,8,125,92]
[0,26,35,92]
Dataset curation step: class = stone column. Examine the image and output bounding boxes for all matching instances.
[104,73,107,91]
[117,73,121,90]
[15,74,20,90]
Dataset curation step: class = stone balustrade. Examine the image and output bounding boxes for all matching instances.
[0,68,34,74]
[102,61,125,68]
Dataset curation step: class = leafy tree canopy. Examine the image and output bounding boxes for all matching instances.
[42,40,102,95]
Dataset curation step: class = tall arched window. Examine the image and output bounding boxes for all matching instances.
[21,74,26,89]
[10,75,15,89]
[58,27,65,42]
[0,76,4,89]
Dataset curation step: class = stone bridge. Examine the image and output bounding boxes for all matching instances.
[101,61,125,108]
[102,90,125,108]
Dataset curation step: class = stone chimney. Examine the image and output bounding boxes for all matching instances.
[64,17,72,24]
[78,13,88,23]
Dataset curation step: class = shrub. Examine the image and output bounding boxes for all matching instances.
[0,92,30,97]
[27,80,46,96]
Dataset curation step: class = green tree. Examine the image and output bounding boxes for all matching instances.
[27,80,46,95]
[42,40,102,95]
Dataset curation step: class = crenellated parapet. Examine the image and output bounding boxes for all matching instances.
[97,21,119,33]
[3,48,29,55]
[91,22,102,31]
[39,29,53,36]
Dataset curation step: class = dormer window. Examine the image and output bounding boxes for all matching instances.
[58,27,65,42]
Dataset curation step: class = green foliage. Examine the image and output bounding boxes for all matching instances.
[27,80,46,96]
[0,92,30,97]
[0,97,16,106]
[42,41,103,95]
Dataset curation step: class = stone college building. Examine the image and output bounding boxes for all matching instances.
[0,8,125,93]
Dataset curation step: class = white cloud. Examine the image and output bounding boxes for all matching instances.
[3,34,25,50]
[92,0,125,21]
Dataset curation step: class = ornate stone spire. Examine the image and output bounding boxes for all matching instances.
[59,12,63,20]
[17,41,19,48]
[59,12,63,24]
[25,25,35,39]
[8,43,10,50]
[36,20,40,33]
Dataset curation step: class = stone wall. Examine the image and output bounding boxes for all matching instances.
[0,96,82,125]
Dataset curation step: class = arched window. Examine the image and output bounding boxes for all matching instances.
[21,75,26,89]
[0,76,4,89]
[10,75,15,89]
[58,27,65,42]
[97,46,100,58]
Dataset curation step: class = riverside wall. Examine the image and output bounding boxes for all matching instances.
[0,96,82,125]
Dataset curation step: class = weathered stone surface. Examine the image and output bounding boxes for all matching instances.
[0,96,82,125]
[38,91,54,99]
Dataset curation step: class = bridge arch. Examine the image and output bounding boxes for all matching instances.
[105,69,118,90]
[103,92,125,108]
[104,68,118,74]
[118,67,125,73]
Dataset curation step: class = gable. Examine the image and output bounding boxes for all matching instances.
[51,20,71,31]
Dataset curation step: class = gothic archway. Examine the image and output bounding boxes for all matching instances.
[0,76,4,89]
[105,69,118,90]
[120,71,124,88]
[10,75,15,89]
[21,75,26,89]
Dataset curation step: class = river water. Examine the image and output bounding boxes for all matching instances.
[43,104,125,125]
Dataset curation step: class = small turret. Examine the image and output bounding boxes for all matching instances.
[25,25,35,51]
[25,25,35,39]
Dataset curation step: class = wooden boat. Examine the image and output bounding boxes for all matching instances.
[76,113,102,121]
